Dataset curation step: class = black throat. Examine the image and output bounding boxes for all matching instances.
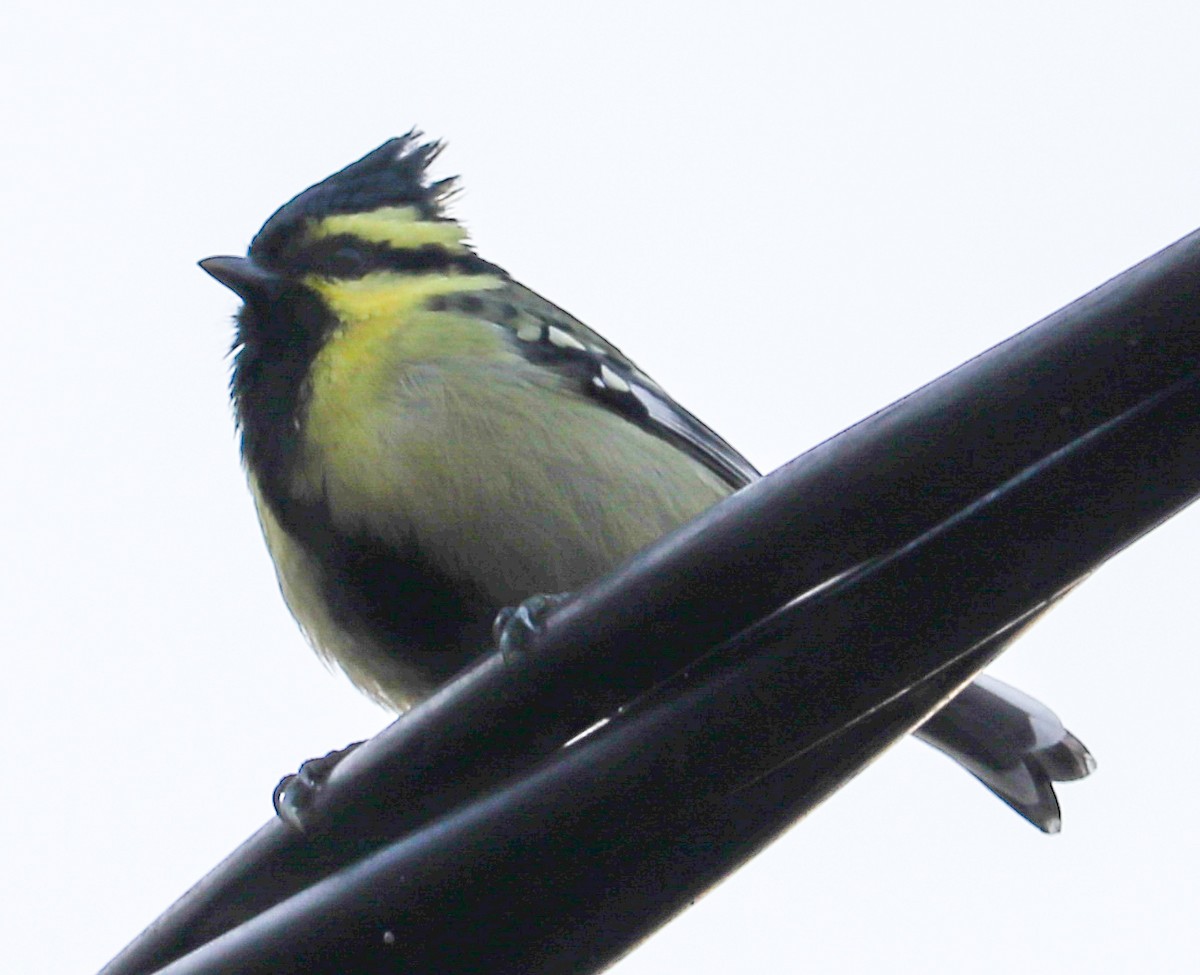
[230,285,331,512]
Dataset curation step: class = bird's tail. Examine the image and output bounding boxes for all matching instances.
[914,674,1096,832]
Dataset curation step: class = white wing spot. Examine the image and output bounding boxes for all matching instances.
[516,323,542,342]
[599,364,632,393]
[547,326,587,351]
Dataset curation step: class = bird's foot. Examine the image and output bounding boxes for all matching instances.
[273,741,362,833]
[492,592,572,657]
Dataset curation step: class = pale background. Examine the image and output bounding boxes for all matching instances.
[4,3,1199,973]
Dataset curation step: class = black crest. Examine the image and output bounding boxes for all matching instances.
[250,132,456,265]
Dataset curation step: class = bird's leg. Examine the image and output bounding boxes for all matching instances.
[275,592,571,833]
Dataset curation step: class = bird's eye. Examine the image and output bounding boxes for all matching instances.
[326,244,370,277]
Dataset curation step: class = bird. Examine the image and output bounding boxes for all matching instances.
[201,133,1094,831]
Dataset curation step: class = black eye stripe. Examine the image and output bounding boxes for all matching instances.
[291,234,492,278]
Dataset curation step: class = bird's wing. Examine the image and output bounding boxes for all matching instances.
[474,280,760,490]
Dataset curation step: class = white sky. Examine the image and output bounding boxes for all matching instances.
[4,3,1200,973]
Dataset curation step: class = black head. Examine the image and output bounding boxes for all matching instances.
[248,132,456,269]
[200,132,469,499]
[200,132,461,303]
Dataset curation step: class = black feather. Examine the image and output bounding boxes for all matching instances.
[249,132,455,267]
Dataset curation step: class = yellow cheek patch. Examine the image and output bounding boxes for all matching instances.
[308,205,469,253]
[297,270,509,506]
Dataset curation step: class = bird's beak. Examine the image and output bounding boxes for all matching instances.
[199,256,283,304]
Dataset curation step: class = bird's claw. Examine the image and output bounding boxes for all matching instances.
[273,741,362,833]
[492,592,572,657]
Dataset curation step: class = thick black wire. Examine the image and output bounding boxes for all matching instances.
[101,226,1200,975]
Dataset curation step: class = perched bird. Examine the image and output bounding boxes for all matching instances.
[201,134,1093,831]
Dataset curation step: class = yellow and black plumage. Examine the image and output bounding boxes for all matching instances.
[203,134,754,709]
[202,134,1094,830]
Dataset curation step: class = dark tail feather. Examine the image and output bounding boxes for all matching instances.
[914,674,1096,833]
